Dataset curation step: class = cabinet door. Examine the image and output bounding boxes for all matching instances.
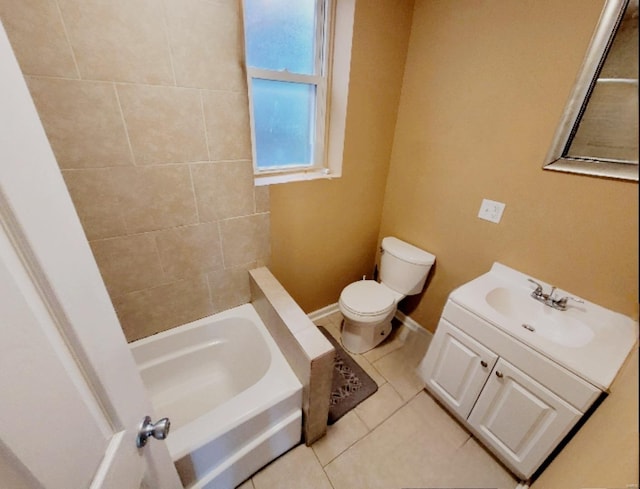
[468,358,581,479]
[418,319,498,419]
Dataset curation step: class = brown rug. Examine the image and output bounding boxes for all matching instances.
[317,326,378,425]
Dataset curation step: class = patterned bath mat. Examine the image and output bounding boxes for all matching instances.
[317,325,378,425]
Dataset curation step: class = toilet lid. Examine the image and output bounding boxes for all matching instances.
[340,280,395,317]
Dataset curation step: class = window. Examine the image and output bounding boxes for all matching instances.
[242,0,354,185]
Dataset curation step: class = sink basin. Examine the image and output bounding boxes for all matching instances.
[485,287,594,348]
[448,262,638,390]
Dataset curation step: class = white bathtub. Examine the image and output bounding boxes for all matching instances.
[130,303,303,489]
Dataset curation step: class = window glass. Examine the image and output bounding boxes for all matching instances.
[244,0,318,75]
[251,79,316,169]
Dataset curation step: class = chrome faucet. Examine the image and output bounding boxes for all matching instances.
[527,278,584,311]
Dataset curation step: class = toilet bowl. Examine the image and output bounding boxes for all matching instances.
[339,237,435,354]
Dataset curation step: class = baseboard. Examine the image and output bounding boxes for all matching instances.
[307,302,340,322]
[394,310,432,342]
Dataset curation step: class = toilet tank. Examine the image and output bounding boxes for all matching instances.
[380,237,435,296]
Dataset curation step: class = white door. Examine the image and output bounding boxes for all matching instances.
[0,23,182,489]
[418,319,497,419]
[467,358,581,479]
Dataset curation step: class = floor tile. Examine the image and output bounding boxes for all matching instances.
[406,391,471,448]
[373,342,427,401]
[325,311,343,326]
[264,315,518,489]
[235,479,254,489]
[312,411,370,466]
[315,317,341,341]
[325,392,469,489]
[251,444,332,489]
[435,437,518,489]
[354,382,404,430]
[352,352,386,387]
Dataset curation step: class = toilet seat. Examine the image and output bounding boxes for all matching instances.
[339,280,395,321]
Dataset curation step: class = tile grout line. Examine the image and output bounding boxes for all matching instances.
[199,90,212,161]
[158,0,178,86]
[53,0,82,80]
[112,83,137,166]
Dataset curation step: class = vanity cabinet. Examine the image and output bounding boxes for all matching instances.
[467,357,581,478]
[421,319,497,419]
[418,300,601,481]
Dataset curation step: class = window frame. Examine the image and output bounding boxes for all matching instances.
[243,0,354,185]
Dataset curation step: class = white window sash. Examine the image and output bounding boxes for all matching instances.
[245,0,331,176]
[246,69,327,174]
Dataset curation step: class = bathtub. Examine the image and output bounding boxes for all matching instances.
[130,303,303,489]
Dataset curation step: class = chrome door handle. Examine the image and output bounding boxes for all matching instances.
[136,416,170,448]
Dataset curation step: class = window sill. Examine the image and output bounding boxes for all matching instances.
[254,169,341,186]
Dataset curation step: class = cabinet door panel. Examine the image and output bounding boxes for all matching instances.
[468,358,581,479]
[418,319,497,419]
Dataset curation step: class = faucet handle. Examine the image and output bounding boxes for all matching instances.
[555,295,584,307]
[527,278,544,296]
[554,295,584,310]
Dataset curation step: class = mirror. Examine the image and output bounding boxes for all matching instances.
[545,0,638,181]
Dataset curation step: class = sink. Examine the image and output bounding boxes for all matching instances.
[485,287,594,348]
[448,262,638,390]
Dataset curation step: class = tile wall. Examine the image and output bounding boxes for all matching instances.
[0,0,269,341]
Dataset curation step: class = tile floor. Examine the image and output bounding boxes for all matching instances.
[237,311,519,489]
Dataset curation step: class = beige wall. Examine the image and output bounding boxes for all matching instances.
[379,0,638,332]
[0,0,268,341]
[533,346,639,488]
[269,0,415,313]
[379,1,639,486]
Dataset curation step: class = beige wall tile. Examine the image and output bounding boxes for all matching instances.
[207,266,252,312]
[191,161,255,221]
[202,90,252,160]
[305,349,335,444]
[62,169,127,240]
[114,276,212,341]
[155,223,223,280]
[110,166,198,233]
[117,84,208,165]
[220,213,270,268]
[254,185,270,213]
[163,0,245,90]
[26,77,133,169]
[0,0,78,77]
[90,234,165,297]
[57,0,174,84]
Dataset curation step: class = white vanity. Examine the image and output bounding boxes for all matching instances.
[417,263,637,481]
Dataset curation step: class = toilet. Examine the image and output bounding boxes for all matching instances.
[339,237,435,354]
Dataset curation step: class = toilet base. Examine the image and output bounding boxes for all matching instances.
[341,316,393,354]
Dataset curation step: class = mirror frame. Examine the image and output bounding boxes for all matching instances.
[544,0,638,181]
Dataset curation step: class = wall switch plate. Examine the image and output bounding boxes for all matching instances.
[478,199,506,223]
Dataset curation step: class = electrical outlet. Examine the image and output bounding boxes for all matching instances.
[478,199,506,223]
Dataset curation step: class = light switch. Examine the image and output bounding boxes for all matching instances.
[478,199,506,224]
